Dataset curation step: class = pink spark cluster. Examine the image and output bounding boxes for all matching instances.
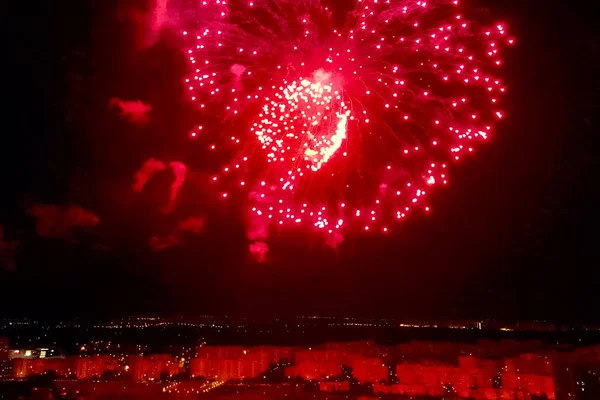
[181,0,513,254]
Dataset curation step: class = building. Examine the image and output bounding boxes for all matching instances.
[190,357,267,381]
[501,353,555,399]
[13,357,76,379]
[0,338,10,380]
[190,345,293,381]
[351,358,388,383]
[0,338,8,361]
[285,361,341,380]
[129,355,179,382]
[319,381,350,392]
[75,356,119,380]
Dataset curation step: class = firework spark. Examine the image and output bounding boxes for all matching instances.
[179,0,513,252]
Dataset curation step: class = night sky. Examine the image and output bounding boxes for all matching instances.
[1,0,598,321]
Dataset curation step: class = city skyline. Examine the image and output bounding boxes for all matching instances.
[3,330,597,399]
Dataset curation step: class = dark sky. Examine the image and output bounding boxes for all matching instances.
[1,0,598,322]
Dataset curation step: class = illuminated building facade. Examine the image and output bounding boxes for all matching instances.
[128,354,180,382]
[0,338,7,362]
[13,357,76,378]
[284,361,341,380]
[351,358,388,383]
[319,381,350,392]
[0,337,10,380]
[75,356,119,380]
[190,346,291,380]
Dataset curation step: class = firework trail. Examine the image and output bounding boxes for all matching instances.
[176,0,513,254]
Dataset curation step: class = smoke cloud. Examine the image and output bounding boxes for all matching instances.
[109,98,152,125]
[133,159,187,213]
[163,162,187,214]
[28,204,100,238]
[246,207,269,263]
[249,241,269,263]
[133,158,168,193]
[149,234,180,252]
[177,217,205,234]
[153,0,171,32]
[150,216,205,252]
[117,0,180,49]
[325,231,344,249]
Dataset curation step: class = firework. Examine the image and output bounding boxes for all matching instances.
[181,0,513,249]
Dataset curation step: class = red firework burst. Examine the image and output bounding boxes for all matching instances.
[181,0,513,250]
